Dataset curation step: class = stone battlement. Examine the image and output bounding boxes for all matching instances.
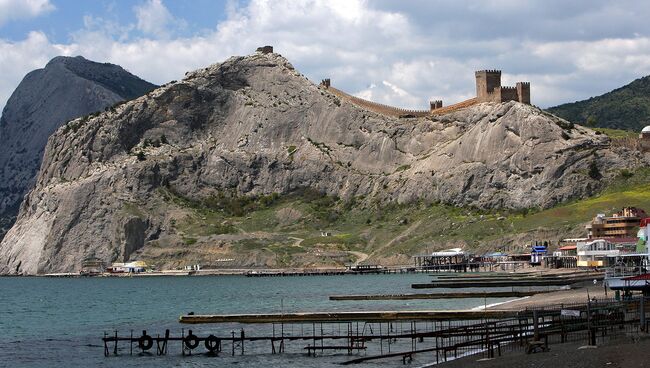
[322,83,432,118]
[319,69,530,118]
[475,70,530,104]
[475,69,502,75]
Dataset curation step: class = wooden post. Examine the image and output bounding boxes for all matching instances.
[533,310,539,341]
[240,329,245,355]
[231,331,235,356]
[104,332,109,357]
[641,296,646,332]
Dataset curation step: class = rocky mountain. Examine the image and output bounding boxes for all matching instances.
[0,56,156,240]
[547,75,650,131]
[0,51,640,274]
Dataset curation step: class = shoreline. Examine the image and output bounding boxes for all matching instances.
[488,281,609,310]
[5,265,599,278]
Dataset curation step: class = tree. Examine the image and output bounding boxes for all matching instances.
[588,161,601,179]
[586,116,597,127]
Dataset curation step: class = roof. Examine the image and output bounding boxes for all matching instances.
[590,237,639,244]
[560,246,576,251]
[484,252,508,257]
[642,126,650,133]
[623,273,650,281]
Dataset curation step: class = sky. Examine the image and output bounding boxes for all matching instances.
[2,0,650,113]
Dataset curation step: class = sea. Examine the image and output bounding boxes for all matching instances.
[0,274,519,367]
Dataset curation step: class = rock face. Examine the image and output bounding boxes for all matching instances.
[0,56,156,239]
[0,52,634,274]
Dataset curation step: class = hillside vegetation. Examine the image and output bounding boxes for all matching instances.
[133,168,650,269]
[547,75,650,131]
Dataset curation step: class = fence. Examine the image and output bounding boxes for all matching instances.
[103,297,650,364]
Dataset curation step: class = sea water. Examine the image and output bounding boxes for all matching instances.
[0,274,516,367]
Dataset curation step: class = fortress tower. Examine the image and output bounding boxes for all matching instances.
[475,70,531,104]
[475,70,502,101]
[516,82,530,104]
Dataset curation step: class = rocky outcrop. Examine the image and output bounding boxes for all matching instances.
[0,52,636,274]
[0,56,156,239]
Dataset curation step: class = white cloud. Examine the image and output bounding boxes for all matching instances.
[0,31,70,109]
[0,0,54,26]
[3,0,650,112]
[134,0,182,38]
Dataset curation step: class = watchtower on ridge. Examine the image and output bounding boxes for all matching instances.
[475,70,530,104]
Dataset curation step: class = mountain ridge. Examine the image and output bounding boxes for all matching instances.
[0,51,642,274]
[547,75,650,131]
[0,56,156,240]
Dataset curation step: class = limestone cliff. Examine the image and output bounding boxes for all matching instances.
[0,52,636,274]
[0,56,156,239]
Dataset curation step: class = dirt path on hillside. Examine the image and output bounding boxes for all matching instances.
[370,219,423,257]
[347,250,369,265]
[288,236,304,247]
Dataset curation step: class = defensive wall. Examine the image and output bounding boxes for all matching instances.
[320,70,530,118]
[321,79,432,118]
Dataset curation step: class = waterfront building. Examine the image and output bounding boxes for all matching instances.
[586,207,647,239]
[530,244,547,265]
[107,261,146,273]
[576,237,638,267]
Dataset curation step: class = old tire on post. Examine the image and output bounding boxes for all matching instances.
[138,334,153,351]
[184,332,199,350]
[204,334,219,353]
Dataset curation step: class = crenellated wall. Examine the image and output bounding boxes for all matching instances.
[517,82,530,104]
[319,70,530,118]
[475,70,530,104]
[322,83,431,117]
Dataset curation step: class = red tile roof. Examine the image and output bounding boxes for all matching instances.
[558,245,577,250]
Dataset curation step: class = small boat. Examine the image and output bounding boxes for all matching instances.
[604,254,650,290]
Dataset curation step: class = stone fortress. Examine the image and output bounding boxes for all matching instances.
[320,69,531,118]
[475,70,530,104]
[254,45,531,118]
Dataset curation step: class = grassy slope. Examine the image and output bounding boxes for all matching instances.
[592,128,638,139]
[141,167,650,268]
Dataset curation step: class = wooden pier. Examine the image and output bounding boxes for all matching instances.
[412,274,603,289]
[104,298,649,365]
[329,290,551,301]
[178,309,519,324]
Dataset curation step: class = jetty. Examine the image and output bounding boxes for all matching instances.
[329,290,550,301]
[178,309,519,324]
[103,297,649,365]
[412,272,603,289]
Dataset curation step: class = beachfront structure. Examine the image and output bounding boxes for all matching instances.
[586,207,647,239]
[576,237,638,267]
[81,256,105,275]
[545,244,578,269]
[559,237,588,248]
[107,261,146,273]
[530,244,548,265]
[412,248,475,271]
[603,219,650,290]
